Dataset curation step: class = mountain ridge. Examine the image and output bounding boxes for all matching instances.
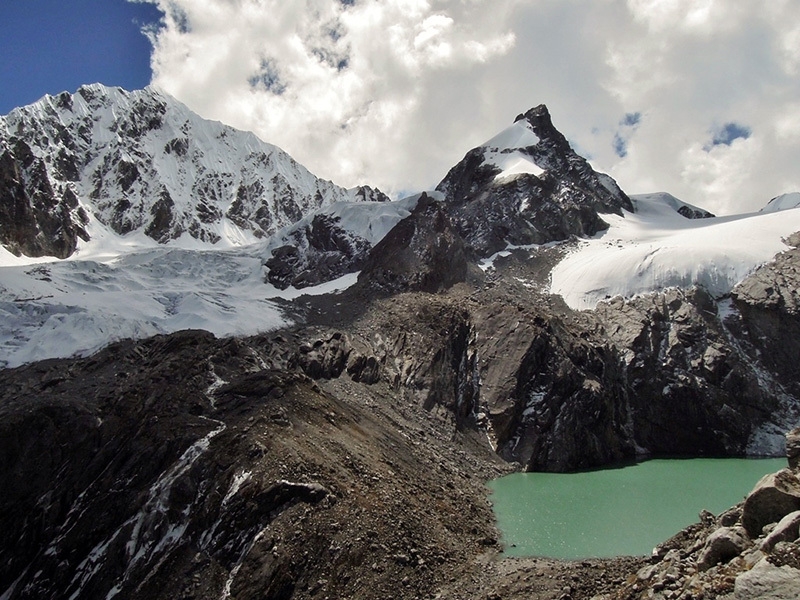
[0,84,387,259]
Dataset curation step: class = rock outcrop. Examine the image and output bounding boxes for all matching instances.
[265,213,372,289]
[0,139,89,257]
[458,245,799,470]
[731,233,800,398]
[355,193,468,295]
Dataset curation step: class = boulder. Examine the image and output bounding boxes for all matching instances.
[696,526,751,571]
[742,469,800,537]
[761,511,800,552]
[731,558,800,600]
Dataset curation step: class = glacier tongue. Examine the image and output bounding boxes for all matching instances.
[0,241,365,368]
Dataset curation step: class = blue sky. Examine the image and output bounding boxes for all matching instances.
[0,0,160,114]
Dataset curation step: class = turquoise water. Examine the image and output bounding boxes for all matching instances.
[488,458,786,559]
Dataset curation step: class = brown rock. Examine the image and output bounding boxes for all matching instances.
[742,469,800,537]
[696,526,751,571]
[761,511,800,553]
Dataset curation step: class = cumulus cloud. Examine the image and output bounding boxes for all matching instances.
[135,0,800,214]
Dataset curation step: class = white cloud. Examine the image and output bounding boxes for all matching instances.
[136,0,800,215]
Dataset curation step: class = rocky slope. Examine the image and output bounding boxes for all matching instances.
[0,84,386,258]
[0,328,505,600]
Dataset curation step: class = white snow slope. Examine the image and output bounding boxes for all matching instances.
[550,193,800,310]
[0,195,418,369]
[480,120,545,181]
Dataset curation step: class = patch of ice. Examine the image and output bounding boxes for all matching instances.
[221,471,252,508]
[478,120,544,181]
[481,121,540,151]
[489,152,545,181]
[478,243,543,272]
[0,245,290,368]
[266,271,359,300]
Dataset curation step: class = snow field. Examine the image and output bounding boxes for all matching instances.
[549,194,800,310]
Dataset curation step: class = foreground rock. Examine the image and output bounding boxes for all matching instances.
[0,330,506,599]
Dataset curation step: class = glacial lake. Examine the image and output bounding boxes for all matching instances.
[488,458,786,559]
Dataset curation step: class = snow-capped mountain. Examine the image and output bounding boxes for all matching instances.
[761,191,800,213]
[2,90,800,600]
[436,104,632,257]
[0,84,386,259]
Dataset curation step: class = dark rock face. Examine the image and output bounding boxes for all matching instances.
[788,428,800,470]
[265,213,372,289]
[298,296,481,426]
[593,288,774,457]
[356,193,468,295]
[488,316,633,471]
[677,204,714,219]
[732,233,800,397]
[436,105,632,257]
[0,140,88,258]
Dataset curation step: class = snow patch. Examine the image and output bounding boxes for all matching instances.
[630,193,711,219]
[481,121,540,150]
[490,153,545,181]
[549,203,800,311]
[479,120,544,181]
[478,243,544,272]
[266,271,359,300]
[760,191,800,213]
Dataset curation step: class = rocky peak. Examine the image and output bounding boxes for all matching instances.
[355,193,468,295]
[435,104,632,257]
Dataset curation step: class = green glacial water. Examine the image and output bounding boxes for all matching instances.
[488,458,785,559]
